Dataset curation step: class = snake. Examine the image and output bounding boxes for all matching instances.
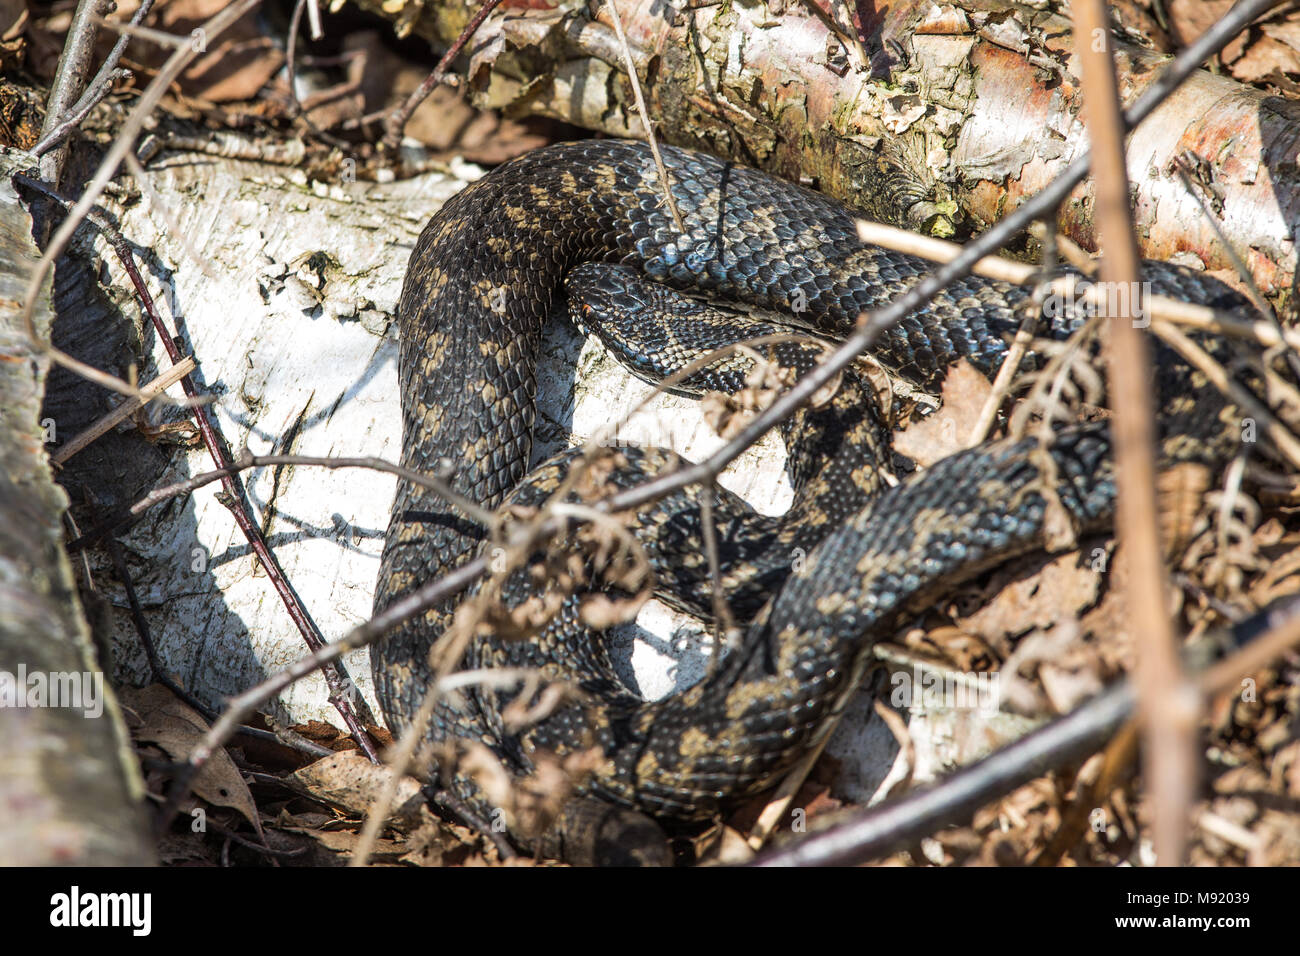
[371,138,1252,864]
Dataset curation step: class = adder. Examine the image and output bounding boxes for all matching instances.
[371,138,1253,864]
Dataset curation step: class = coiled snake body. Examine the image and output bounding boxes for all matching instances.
[373,139,1247,862]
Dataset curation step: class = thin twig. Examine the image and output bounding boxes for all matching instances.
[305,0,323,40]
[854,218,1260,343]
[745,726,836,852]
[604,0,686,233]
[31,68,131,159]
[1031,221,1097,274]
[1030,720,1139,866]
[284,0,309,115]
[92,14,190,49]
[752,682,1137,866]
[66,451,494,551]
[971,220,1060,444]
[35,0,159,159]
[380,0,506,152]
[969,306,1040,444]
[52,356,196,465]
[1200,595,1300,694]
[427,789,517,860]
[37,0,112,187]
[81,0,158,95]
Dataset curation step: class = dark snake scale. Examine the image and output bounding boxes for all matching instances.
[372,139,1250,863]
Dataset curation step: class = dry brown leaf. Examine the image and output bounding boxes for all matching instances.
[287,751,426,831]
[119,683,261,834]
[1157,461,1212,555]
[1229,35,1300,83]
[695,825,756,865]
[957,551,1102,644]
[106,0,283,103]
[894,360,992,467]
[1264,18,1300,54]
[1168,1,1246,63]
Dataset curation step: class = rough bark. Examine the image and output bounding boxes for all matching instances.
[353,0,1299,295]
[0,152,153,865]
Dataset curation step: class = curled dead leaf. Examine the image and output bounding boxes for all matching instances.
[894,359,993,467]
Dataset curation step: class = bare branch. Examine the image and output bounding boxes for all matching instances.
[37,0,113,186]
[380,0,506,152]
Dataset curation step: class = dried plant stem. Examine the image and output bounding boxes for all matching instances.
[67,451,493,551]
[284,0,310,115]
[746,729,834,852]
[92,14,188,49]
[1074,0,1194,867]
[1200,597,1300,695]
[31,68,130,159]
[52,356,196,465]
[35,0,159,160]
[604,0,687,234]
[970,318,1035,446]
[854,219,1278,349]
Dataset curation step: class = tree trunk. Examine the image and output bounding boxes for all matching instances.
[0,157,153,865]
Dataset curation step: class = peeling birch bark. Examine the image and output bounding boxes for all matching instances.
[352,0,1299,294]
[0,154,152,865]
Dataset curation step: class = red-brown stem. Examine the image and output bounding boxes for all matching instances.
[380,0,507,153]
[23,174,381,763]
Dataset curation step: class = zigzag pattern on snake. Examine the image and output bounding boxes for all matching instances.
[371,139,1251,861]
